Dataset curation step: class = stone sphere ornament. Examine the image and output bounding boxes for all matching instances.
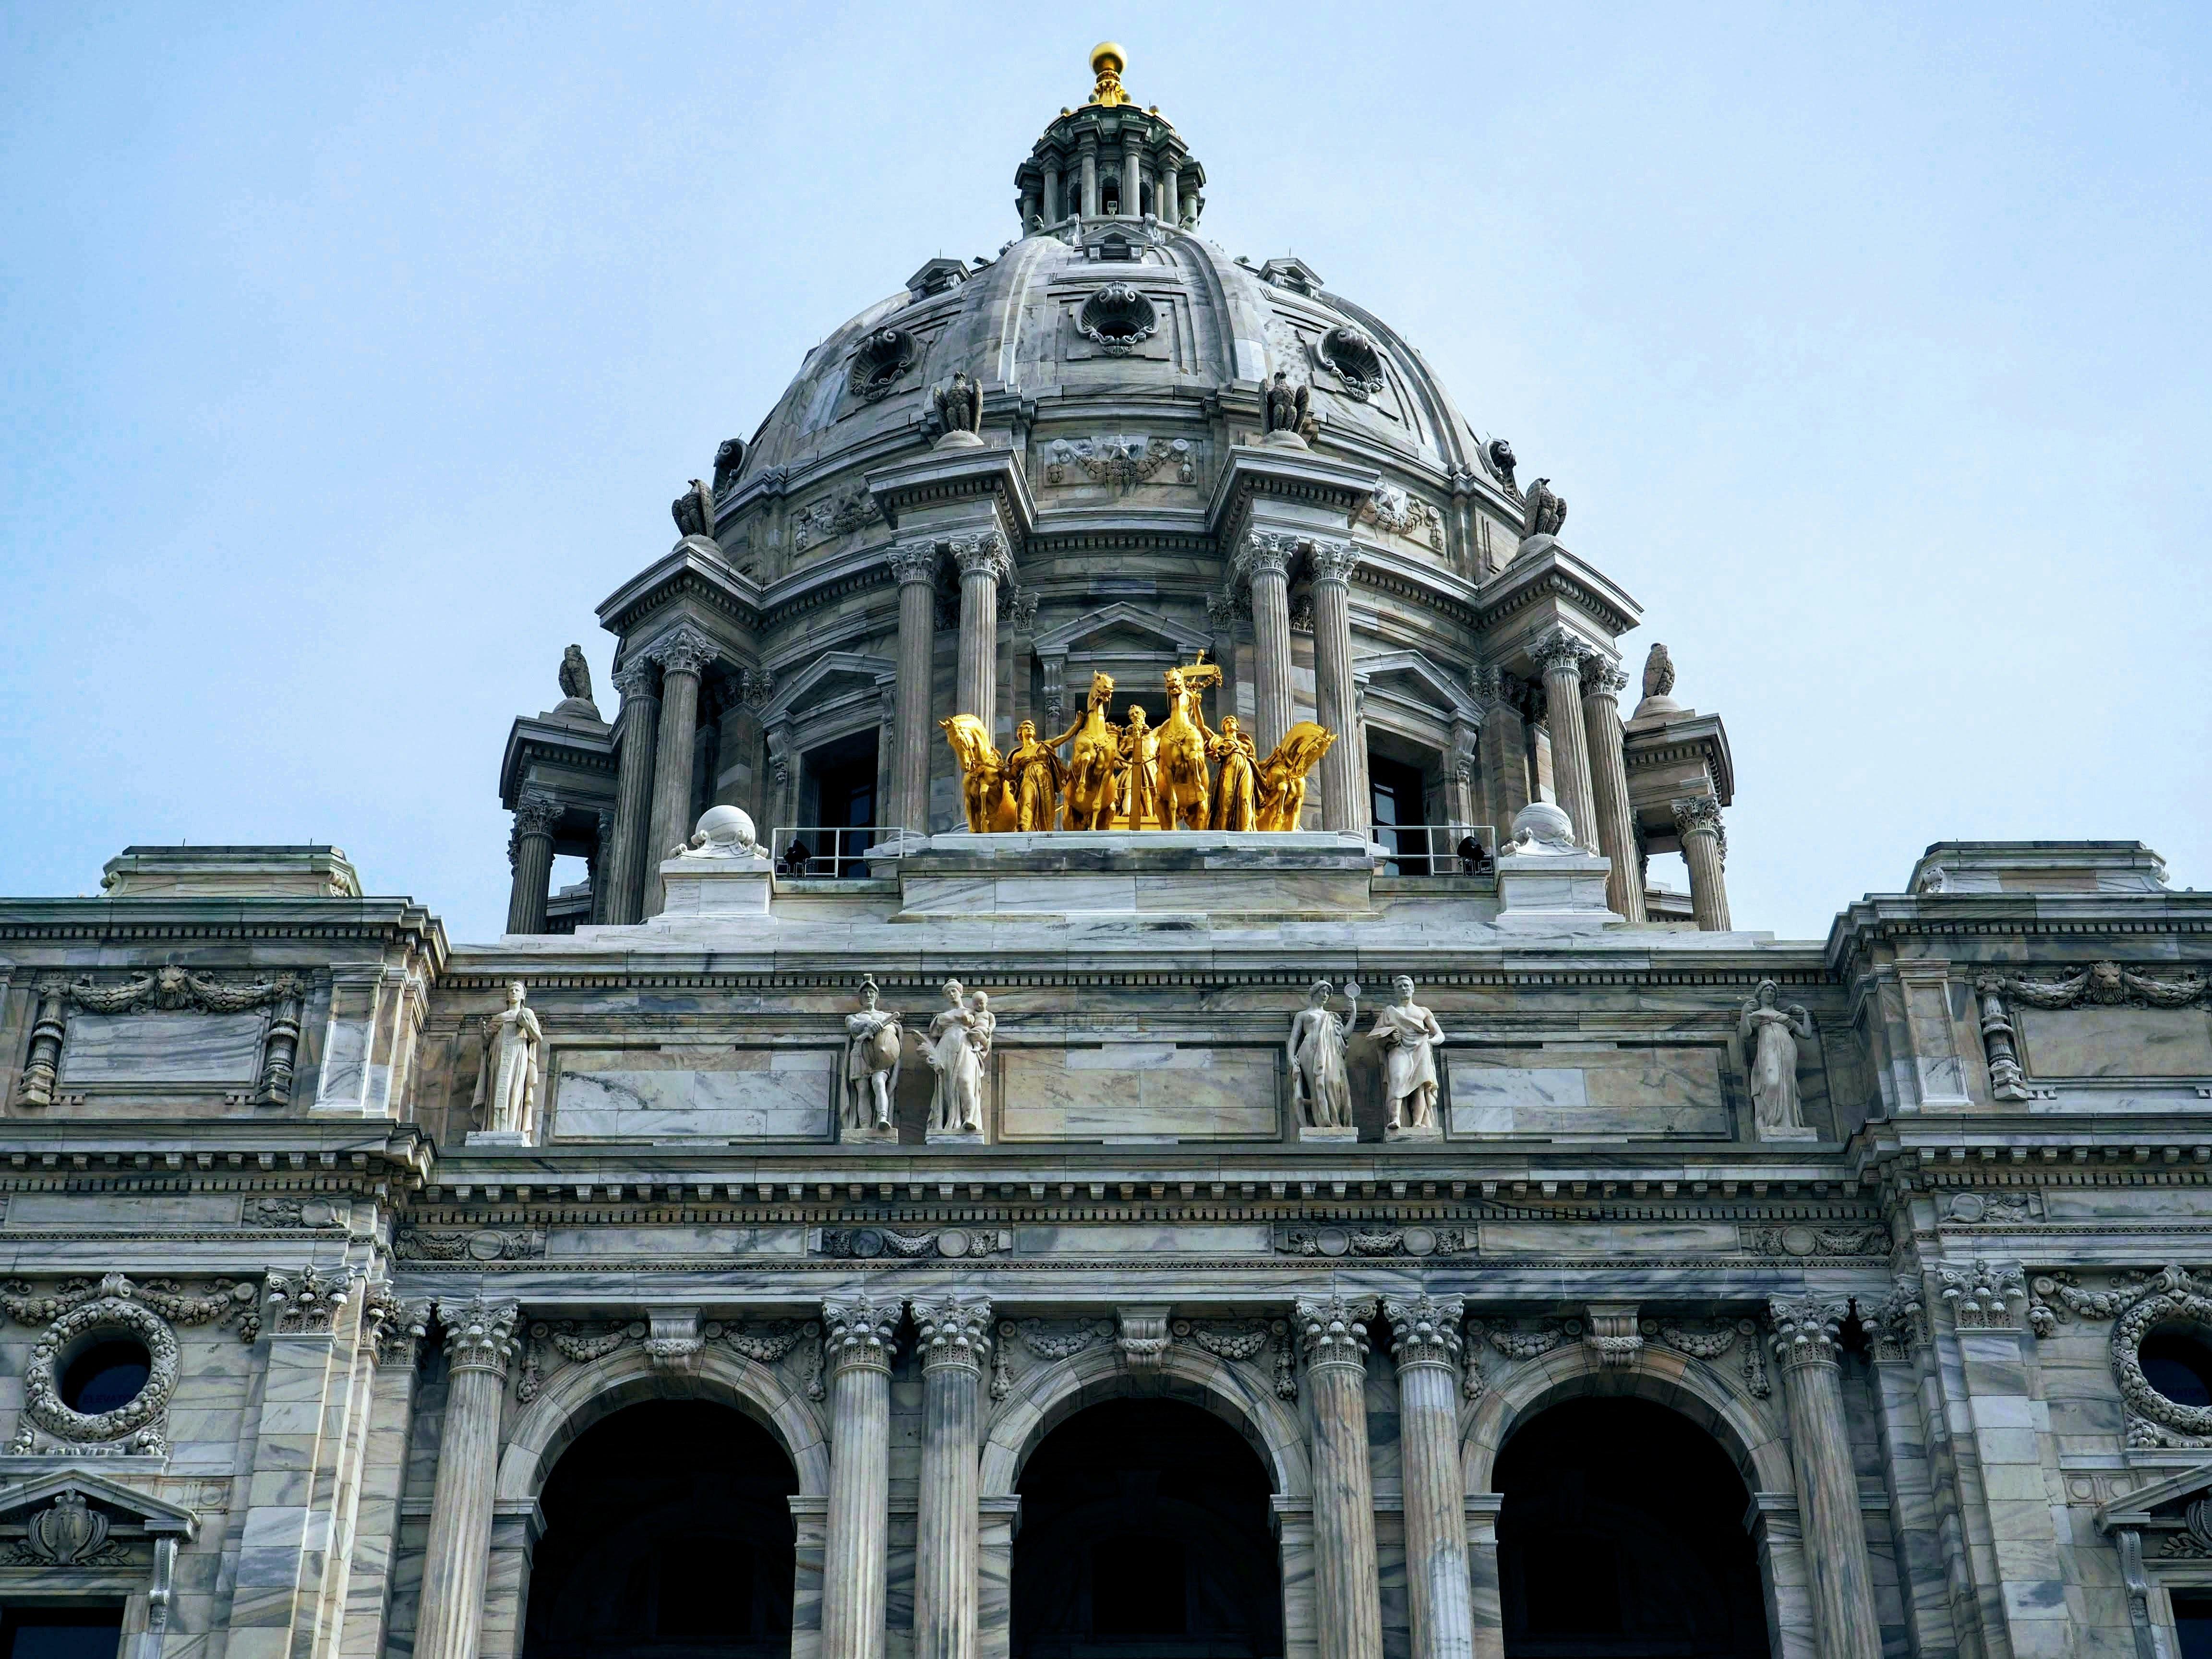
[687,805,759,856]
[1506,800,1579,855]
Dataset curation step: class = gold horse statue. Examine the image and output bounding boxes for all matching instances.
[939,715,1016,831]
[1156,655,1223,830]
[1056,672,1124,830]
[1256,721,1335,830]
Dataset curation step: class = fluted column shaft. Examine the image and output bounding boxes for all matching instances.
[822,1293,899,1659]
[1239,537,1296,755]
[1578,662,1644,920]
[1122,135,1142,215]
[1080,141,1098,218]
[1770,1299,1882,1659]
[603,664,660,924]
[1298,1296,1383,1659]
[1674,796,1732,931]
[1533,633,1599,852]
[1309,544,1363,832]
[953,535,1008,738]
[1161,164,1181,225]
[1385,1297,1472,1659]
[890,547,939,830]
[912,1295,992,1659]
[1042,168,1060,224]
[504,793,555,936]
[415,1300,519,1659]
[643,625,713,915]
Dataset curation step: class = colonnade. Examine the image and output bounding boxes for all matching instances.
[1026,138,1184,225]
[405,1291,1873,1659]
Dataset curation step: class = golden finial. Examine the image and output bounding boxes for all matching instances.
[1088,41,1131,106]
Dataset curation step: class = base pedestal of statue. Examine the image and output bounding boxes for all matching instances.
[1384,1122,1443,1143]
[1757,1123,1821,1142]
[652,850,774,918]
[464,1130,531,1147]
[1297,1125,1358,1144]
[842,1123,898,1144]
[926,1128,986,1146]
[1494,850,1622,934]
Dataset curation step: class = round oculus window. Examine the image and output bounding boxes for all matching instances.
[2139,1326,2212,1410]
[60,1336,153,1415]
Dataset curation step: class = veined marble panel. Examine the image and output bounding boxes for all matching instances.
[6,1192,244,1229]
[1446,1045,1728,1137]
[553,1046,837,1141]
[57,1011,264,1086]
[544,1225,808,1259]
[999,1045,1280,1141]
[2016,1007,2212,1079]
[1012,1224,1275,1254]
[1479,1220,1740,1256]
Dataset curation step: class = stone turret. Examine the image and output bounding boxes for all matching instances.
[1012,45,1206,229]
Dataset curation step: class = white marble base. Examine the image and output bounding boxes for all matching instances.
[654,853,773,919]
[927,1129,986,1146]
[841,1124,898,1144]
[1494,851,1623,933]
[1757,1123,1821,1142]
[464,1130,531,1147]
[1298,1124,1359,1144]
[1385,1122,1443,1143]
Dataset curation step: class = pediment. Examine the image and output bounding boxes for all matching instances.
[1356,650,1480,723]
[758,651,896,722]
[1033,602,1213,659]
[2100,1462,2212,1531]
[0,1469,197,1539]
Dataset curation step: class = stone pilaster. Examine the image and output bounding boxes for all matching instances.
[1307,542,1363,832]
[1296,1294,1383,1659]
[1577,660,1644,919]
[821,1291,900,1659]
[1383,1295,1472,1659]
[1672,794,1731,931]
[1237,532,1297,755]
[951,533,1011,740]
[889,543,940,832]
[337,1290,433,1659]
[1472,667,1528,833]
[414,1299,520,1659]
[1768,1296,1882,1659]
[1865,1281,1964,1659]
[603,658,660,924]
[642,624,715,915]
[1079,135,1099,218]
[504,790,558,936]
[1532,631,1599,853]
[911,1294,992,1659]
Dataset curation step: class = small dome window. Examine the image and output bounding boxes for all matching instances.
[1077,283,1158,356]
[61,1335,153,1415]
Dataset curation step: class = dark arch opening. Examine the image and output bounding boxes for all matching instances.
[1012,1398,1282,1659]
[1497,1397,1767,1659]
[521,1400,798,1659]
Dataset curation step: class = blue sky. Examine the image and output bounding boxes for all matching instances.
[3,3,2206,940]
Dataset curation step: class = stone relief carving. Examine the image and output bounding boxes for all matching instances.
[514,1314,821,1403]
[987,1315,1116,1402]
[1739,980,1816,1141]
[1938,1260,2026,1329]
[791,487,885,551]
[923,979,993,1139]
[1317,324,1388,398]
[1280,1224,1472,1258]
[263,1266,359,1336]
[1971,976,2032,1100]
[1042,433,1195,486]
[4,1492,132,1567]
[14,969,307,1109]
[1977,961,2209,1011]
[1287,980,1353,1134]
[1116,1307,1171,1371]
[1484,437,1519,493]
[1077,282,1158,354]
[2025,1264,2212,1446]
[710,437,746,499]
[1172,1316,1298,1401]
[840,977,902,1143]
[1370,975,1444,1141]
[816,1226,1010,1260]
[1943,1189,2044,1225]
[392,1227,546,1262]
[847,327,918,401]
[1650,1318,1772,1398]
[1357,484,1444,549]
[1584,1304,1643,1370]
[242,1196,348,1229]
[1740,1224,1888,1259]
[471,981,543,1141]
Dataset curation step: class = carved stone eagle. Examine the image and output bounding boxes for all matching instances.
[933,372,983,436]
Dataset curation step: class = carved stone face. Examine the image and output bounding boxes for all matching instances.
[970,992,989,1014]
[1125,706,1147,729]
[1394,975,1415,1003]
[943,980,965,1008]
[1755,980,1779,1008]
[506,982,525,1010]
[1308,982,1331,1008]
[860,982,878,1010]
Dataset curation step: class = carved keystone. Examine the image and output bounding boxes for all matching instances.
[1117,1306,1172,1372]
[1584,1303,1642,1370]
[644,1308,705,1376]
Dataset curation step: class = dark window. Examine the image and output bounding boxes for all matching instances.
[802,731,879,877]
[61,1338,151,1414]
[1,1607,123,1659]
[2142,1328,2212,1409]
[2175,1591,2212,1659]
[1090,1536,1186,1635]
[1370,753,1430,873]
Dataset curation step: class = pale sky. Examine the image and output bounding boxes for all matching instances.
[3,3,2206,942]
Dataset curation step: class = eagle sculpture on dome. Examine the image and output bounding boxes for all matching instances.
[1262,372,1310,439]
[933,371,983,438]
[671,479,715,540]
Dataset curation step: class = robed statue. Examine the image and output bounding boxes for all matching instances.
[472,982,543,1139]
[1370,975,1444,1135]
[1287,980,1353,1130]
[841,976,902,1139]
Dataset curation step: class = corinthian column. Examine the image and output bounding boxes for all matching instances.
[911,1294,992,1659]
[1532,632,1599,853]
[642,624,715,915]
[951,533,1010,739]
[1577,661,1643,920]
[1297,1294,1383,1659]
[1236,533,1296,755]
[1308,542,1364,832]
[821,1292,900,1659]
[415,1299,520,1659]
[1672,795,1732,931]
[504,790,558,935]
[602,660,660,924]
[889,543,940,832]
[1383,1296,1472,1659]
[1768,1297,1882,1659]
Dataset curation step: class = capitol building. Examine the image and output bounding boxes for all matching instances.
[7,44,2212,1659]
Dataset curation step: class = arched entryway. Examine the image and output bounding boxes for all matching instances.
[1496,1397,1767,1659]
[520,1400,799,1659]
[1011,1397,1283,1659]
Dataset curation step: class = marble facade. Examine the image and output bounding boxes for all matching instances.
[5,48,2211,1659]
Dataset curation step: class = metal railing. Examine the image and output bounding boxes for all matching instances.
[769,826,913,879]
[1367,823,1498,881]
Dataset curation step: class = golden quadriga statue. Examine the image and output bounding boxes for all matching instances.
[941,657,1334,832]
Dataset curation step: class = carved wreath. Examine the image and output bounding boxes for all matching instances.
[2113,1273,2212,1437]
[21,1298,179,1452]
[58,967,301,1014]
[1981,961,2209,1011]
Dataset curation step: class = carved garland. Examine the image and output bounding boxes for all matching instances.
[1459,1312,1771,1402]
[985,1314,1298,1405]
[2026,1264,2212,1447]
[513,1316,821,1404]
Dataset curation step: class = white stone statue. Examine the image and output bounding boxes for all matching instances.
[1740,979,1815,1138]
[473,981,543,1139]
[841,976,902,1139]
[1370,974,1444,1136]
[1287,980,1353,1131]
[924,979,993,1137]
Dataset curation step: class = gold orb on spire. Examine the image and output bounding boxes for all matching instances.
[1088,41,1131,106]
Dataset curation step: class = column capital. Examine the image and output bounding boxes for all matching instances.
[1306,538,1361,586]
[949,529,1012,583]
[513,788,561,838]
[823,1289,902,1376]
[888,541,941,586]
[1296,1293,1377,1369]
[611,659,659,701]
[911,1293,994,1373]
[361,1282,433,1366]
[1767,1295,1849,1371]
[1579,659,1629,698]
[1671,793,1726,852]
[1937,1260,2026,1331]
[1531,628,1592,679]
[642,622,716,677]
[437,1297,521,1376]
[1382,1293,1466,1372]
[263,1264,360,1338]
[1235,529,1298,583]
